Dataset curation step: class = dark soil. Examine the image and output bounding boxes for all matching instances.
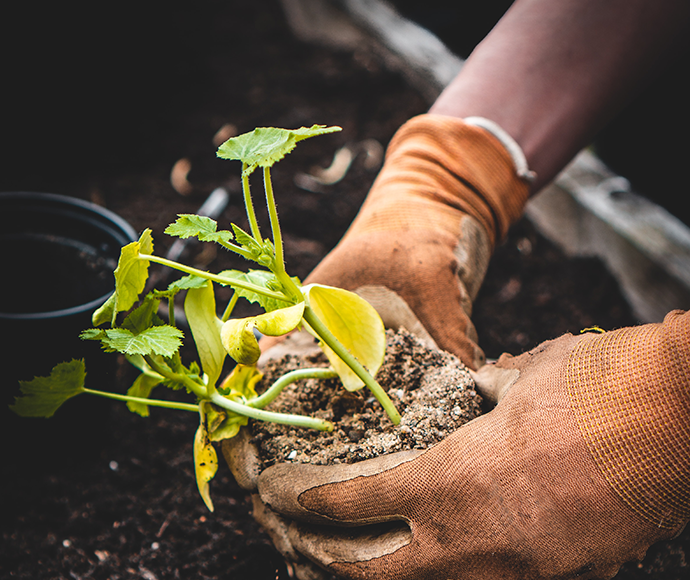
[1,1,687,579]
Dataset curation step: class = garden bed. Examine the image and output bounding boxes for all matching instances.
[2,1,688,579]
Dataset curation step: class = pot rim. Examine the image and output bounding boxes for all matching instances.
[0,191,138,320]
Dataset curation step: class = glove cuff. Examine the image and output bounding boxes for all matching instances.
[383,114,531,246]
[567,310,690,529]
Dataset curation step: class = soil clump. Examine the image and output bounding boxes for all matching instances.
[252,329,482,469]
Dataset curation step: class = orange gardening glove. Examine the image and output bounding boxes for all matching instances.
[258,310,690,580]
[305,114,530,370]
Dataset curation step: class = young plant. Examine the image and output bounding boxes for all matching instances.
[11,125,400,511]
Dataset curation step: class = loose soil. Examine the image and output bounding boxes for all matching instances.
[2,1,688,579]
[252,329,481,469]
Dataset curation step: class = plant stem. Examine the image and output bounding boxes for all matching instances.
[82,388,198,412]
[168,297,176,327]
[302,305,401,425]
[144,355,207,400]
[209,392,333,431]
[249,367,338,409]
[263,166,283,268]
[221,291,239,323]
[242,163,262,241]
[139,254,287,303]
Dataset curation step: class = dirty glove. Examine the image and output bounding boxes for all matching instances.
[258,310,690,580]
[306,114,531,369]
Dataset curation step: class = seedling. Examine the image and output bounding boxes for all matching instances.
[11,125,400,511]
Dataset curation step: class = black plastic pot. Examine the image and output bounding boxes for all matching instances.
[0,192,137,467]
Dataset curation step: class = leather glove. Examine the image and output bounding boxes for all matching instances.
[305,114,531,370]
[257,310,690,580]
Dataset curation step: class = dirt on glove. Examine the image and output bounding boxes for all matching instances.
[251,328,483,469]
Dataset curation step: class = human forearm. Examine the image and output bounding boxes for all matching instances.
[430,0,690,192]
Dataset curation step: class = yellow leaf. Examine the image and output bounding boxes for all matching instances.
[220,302,305,365]
[218,364,263,400]
[184,282,226,388]
[253,301,305,335]
[194,423,219,512]
[303,284,385,391]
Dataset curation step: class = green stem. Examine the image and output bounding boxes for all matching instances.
[168,297,175,327]
[144,355,207,400]
[221,291,239,322]
[139,254,287,303]
[249,367,338,409]
[263,166,283,268]
[83,388,198,412]
[216,240,254,261]
[302,305,401,425]
[242,164,262,241]
[209,392,333,431]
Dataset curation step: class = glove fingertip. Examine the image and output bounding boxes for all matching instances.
[222,428,261,491]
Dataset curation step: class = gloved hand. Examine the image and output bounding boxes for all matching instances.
[304,114,531,370]
[257,310,690,580]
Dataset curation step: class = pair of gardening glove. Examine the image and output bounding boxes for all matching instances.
[226,114,690,579]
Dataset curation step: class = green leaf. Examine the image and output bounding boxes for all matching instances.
[194,420,219,512]
[217,269,296,312]
[92,292,116,327]
[10,360,86,418]
[220,303,305,365]
[230,224,261,254]
[101,326,183,357]
[80,328,106,341]
[165,215,233,245]
[150,275,208,301]
[121,294,163,334]
[126,373,162,417]
[304,284,385,391]
[95,229,154,326]
[217,125,342,175]
[184,281,226,388]
[168,275,209,291]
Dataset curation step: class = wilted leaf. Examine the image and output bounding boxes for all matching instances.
[201,400,249,442]
[217,364,262,399]
[219,303,305,365]
[207,415,246,442]
[10,360,86,418]
[194,421,218,512]
[219,318,261,365]
[303,284,385,391]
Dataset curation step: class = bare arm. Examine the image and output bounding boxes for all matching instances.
[430,0,690,192]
